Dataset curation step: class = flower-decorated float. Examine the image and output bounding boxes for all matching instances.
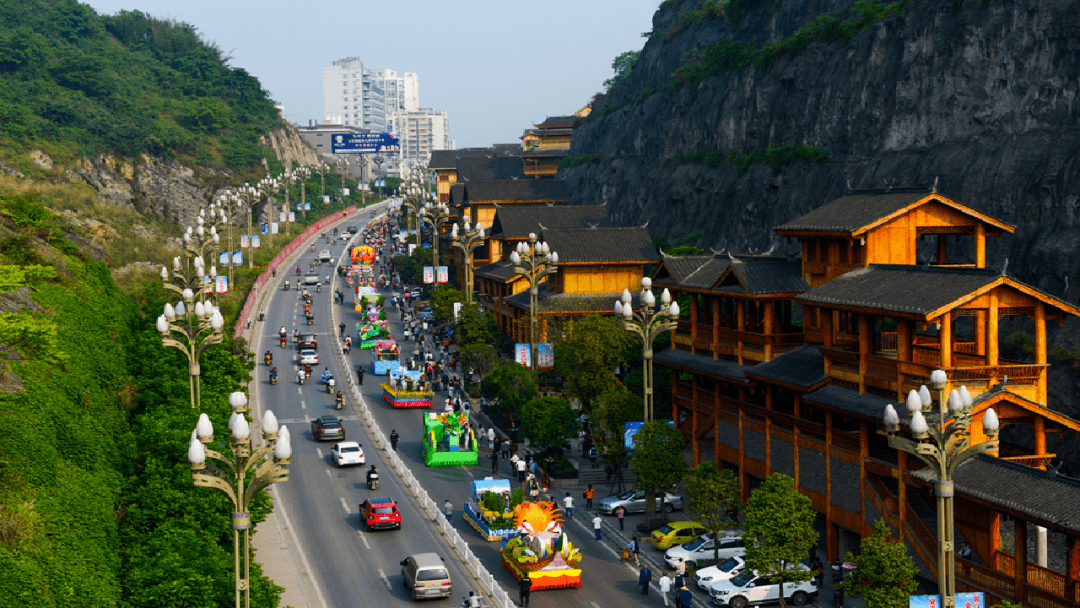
[353,284,380,307]
[370,339,401,375]
[501,501,583,590]
[382,369,433,408]
[356,320,390,348]
[464,478,520,541]
[421,411,478,466]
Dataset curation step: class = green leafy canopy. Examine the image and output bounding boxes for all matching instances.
[743,474,816,607]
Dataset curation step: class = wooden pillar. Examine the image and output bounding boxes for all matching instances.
[898,450,908,549]
[736,299,746,365]
[692,375,700,465]
[793,394,801,492]
[1035,302,1047,404]
[823,308,834,349]
[1015,517,1028,603]
[690,294,699,344]
[975,223,986,268]
[763,301,775,360]
[988,294,999,367]
[737,407,748,503]
[975,310,987,357]
[897,320,913,400]
[714,388,721,465]
[859,421,869,536]
[859,314,871,393]
[939,311,953,368]
[671,370,679,424]
[825,411,834,560]
[990,511,1001,567]
[937,234,948,265]
[712,296,720,355]
[1067,535,1079,602]
[1034,417,1047,470]
[764,386,772,474]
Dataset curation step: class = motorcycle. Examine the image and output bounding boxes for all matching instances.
[264,353,272,366]
[297,372,305,385]
[296,266,301,276]
[284,282,290,291]
[270,371,278,385]
[367,472,379,491]
[316,284,321,293]
[327,378,335,393]
[307,315,314,326]
[335,393,344,410]
[279,336,286,348]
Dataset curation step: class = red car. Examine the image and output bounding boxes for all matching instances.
[359,497,401,531]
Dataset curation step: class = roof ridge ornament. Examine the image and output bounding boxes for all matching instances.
[1001,257,1008,276]
[932,175,939,194]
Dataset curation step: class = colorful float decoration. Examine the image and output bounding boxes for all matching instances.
[370,340,401,375]
[351,245,375,266]
[353,285,380,308]
[382,369,433,408]
[501,501,583,590]
[421,411,478,467]
[357,320,390,348]
[464,478,519,541]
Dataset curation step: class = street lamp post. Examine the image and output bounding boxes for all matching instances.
[510,233,558,370]
[451,221,486,305]
[188,391,291,608]
[614,278,680,422]
[296,166,311,219]
[313,162,330,205]
[230,184,262,269]
[155,292,224,409]
[418,202,451,267]
[883,371,1000,608]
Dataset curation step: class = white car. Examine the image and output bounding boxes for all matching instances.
[665,531,744,569]
[708,569,817,607]
[300,349,319,365]
[330,441,365,467]
[694,556,746,590]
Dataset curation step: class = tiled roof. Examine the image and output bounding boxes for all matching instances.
[654,255,713,287]
[463,179,570,203]
[541,227,658,263]
[743,345,827,388]
[455,157,524,181]
[449,184,466,205]
[724,257,809,295]
[474,260,520,282]
[803,384,898,420]
[682,257,733,289]
[429,145,519,169]
[775,193,925,234]
[913,454,1080,532]
[535,116,578,129]
[521,147,569,157]
[489,205,609,239]
[653,348,750,384]
[504,285,635,313]
[796,265,1003,316]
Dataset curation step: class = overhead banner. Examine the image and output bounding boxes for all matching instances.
[423,266,434,284]
[215,276,228,294]
[240,235,249,249]
[437,266,448,284]
[330,132,401,154]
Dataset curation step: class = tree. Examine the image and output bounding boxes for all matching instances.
[843,519,918,608]
[430,285,465,321]
[460,343,499,377]
[455,303,499,350]
[604,50,641,92]
[481,361,539,416]
[630,421,687,523]
[684,462,741,562]
[553,314,636,410]
[591,384,641,470]
[743,473,817,608]
[393,247,432,285]
[519,396,579,454]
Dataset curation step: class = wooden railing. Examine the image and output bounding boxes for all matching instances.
[995,551,1069,597]
[1001,454,1056,468]
[879,331,898,352]
[903,504,939,580]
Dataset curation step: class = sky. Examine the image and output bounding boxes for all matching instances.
[82,0,660,149]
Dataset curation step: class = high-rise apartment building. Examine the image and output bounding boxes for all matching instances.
[400,109,452,161]
[322,57,386,131]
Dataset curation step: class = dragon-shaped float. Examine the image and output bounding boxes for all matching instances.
[421,411,478,466]
[501,501,583,590]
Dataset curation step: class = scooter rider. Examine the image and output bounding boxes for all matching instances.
[367,465,379,490]
[265,351,272,365]
[269,367,278,383]
[279,326,287,340]
[335,391,344,409]
[297,369,305,385]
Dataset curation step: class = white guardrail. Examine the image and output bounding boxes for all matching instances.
[327,227,515,608]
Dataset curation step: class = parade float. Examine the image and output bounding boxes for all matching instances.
[351,245,375,266]
[357,319,390,348]
[370,340,401,375]
[501,501,583,590]
[382,369,433,408]
[421,411,478,467]
[464,478,521,541]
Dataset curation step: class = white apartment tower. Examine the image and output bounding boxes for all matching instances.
[322,57,386,131]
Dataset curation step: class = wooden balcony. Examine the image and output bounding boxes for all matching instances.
[821,347,1045,401]
[674,323,805,360]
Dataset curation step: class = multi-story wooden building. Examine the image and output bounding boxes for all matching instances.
[521,116,576,178]
[430,145,520,204]
[655,190,1080,607]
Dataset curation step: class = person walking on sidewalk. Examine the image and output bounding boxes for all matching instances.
[678,586,692,608]
[442,499,453,520]
[637,564,652,596]
[489,450,499,474]
[518,575,532,607]
[562,493,574,519]
[592,513,603,540]
[659,572,673,607]
[583,484,595,510]
[487,427,495,451]
[616,506,626,531]
[629,535,641,566]
[389,430,399,452]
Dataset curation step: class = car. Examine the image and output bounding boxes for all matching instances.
[347,225,358,234]
[410,288,422,298]
[695,556,747,590]
[330,441,365,467]
[310,415,345,441]
[652,521,708,550]
[303,274,320,285]
[598,489,684,515]
[300,349,319,365]
[359,497,402,531]
[298,333,318,349]
[418,307,435,321]
[665,531,744,569]
[708,568,817,607]
[319,250,332,263]
[401,552,451,600]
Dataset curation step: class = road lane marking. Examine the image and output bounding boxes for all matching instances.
[340,497,350,514]
[357,528,371,549]
[300,400,306,410]
[378,568,390,590]
[315,448,323,458]
[325,469,332,479]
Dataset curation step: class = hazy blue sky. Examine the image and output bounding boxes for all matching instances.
[82,0,659,148]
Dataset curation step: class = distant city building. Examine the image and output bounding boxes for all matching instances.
[398,109,452,163]
[322,57,387,132]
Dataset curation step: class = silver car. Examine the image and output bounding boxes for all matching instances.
[665,532,744,569]
[598,489,684,515]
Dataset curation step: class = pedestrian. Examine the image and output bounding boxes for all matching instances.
[390,430,399,452]
[466,591,480,608]
[490,450,499,474]
[958,541,973,559]
[563,493,574,519]
[637,564,652,596]
[678,585,692,608]
[487,427,495,451]
[629,535,641,566]
[617,506,626,531]
[605,463,614,484]
[675,558,686,578]
[583,484,595,510]
[592,513,603,540]
[659,572,673,607]
[442,499,453,519]
[518,574,532,607]
[810,557,823,587]
[357,365,365,385]
[501,439,510,460]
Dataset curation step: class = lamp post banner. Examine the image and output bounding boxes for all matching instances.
[279,212,286,223]
[261,222,269,234]
[202,276,214,295]
[437,266,448,283]
[219,252,230,266]
[909,593,984,608]
[423,267,434,284]
[216,276,228,294]
[514,344,530,368]
[232,252,242,266]
[270,222,279,235]
[537,343,554,370]
[240,235,249,249]
[288,212,296,223]
[252,236,260,249]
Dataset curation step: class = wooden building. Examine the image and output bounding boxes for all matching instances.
[655,189,1080,607]
[430,145,520,204]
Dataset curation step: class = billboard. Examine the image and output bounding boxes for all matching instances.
[330,132,401,154]
[624,421,675,451]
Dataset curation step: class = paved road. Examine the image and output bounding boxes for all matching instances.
[249,205,823,608]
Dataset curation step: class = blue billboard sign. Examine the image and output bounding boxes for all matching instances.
[331,132,400,154]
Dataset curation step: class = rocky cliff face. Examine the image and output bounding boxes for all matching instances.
[261,122,322,170]
[565,0,1080,455]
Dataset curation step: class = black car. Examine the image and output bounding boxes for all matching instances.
[299,333,317,350]
[311,415,345,441]
[347,225,358,234]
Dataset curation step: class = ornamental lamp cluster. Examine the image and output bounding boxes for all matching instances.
[613,277,681,320]
[882,369,1000,440]
[613,277,680,422]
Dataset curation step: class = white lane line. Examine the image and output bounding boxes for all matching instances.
[316,448,323,458]
[269,486,331,608]
[378,568,390,590]
[300,400,306,410]
[297,387,302,396]
[357,528,371,549]
[461,466,475,478]
[325,469,332,479]
[340,496,350,514]
[592,603,603,608]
